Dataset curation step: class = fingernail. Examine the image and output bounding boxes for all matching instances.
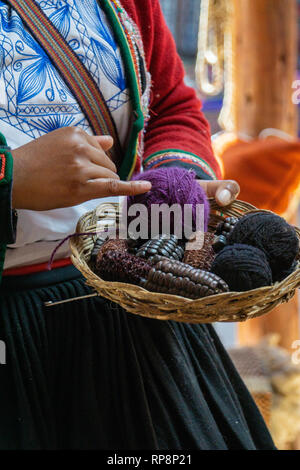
[218,189,231,205]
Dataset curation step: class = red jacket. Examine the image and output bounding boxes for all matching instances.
[121,0,221,180]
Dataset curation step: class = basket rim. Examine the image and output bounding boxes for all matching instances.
[69,198,300,323]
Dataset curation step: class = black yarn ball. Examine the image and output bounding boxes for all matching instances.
[228,212,299,281]
[273,260,298,283]
[211,244,273,292]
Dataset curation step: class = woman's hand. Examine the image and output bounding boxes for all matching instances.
[12,127,151,211]
[197,179,240,206]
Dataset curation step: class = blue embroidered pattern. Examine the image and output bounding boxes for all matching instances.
[0,0,129,140]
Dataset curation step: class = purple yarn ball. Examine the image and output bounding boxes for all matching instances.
[125,168,210,240]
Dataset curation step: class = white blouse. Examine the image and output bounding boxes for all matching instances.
[0,0,132,269]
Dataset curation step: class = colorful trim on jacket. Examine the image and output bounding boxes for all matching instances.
[0,137,13,188]
[0,154,6,182]
[0,132,15,280]
[103,1,216,181]
[144,150,217,180]
[102,0,151,180]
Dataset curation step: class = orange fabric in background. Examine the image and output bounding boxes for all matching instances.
[221,137,300,215]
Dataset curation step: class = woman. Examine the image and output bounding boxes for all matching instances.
[0,0,275,449]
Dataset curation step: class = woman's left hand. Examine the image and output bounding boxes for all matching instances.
[197,179,240,207]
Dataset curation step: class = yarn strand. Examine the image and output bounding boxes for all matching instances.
[47,232,98,271]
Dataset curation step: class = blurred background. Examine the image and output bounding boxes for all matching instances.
[161,0,300,348]
[161,0,222,134]
[160,0,300,450]
[161,0,300,135]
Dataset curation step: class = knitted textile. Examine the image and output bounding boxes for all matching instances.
[211,244,273,292]
[127,168,210,238]
[183,232,215,271]
[228,212,299,282]
[96,250,152,285]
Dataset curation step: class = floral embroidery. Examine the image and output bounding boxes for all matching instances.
[0,0,130,139]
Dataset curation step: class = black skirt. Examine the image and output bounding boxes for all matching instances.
[0,265,275,450]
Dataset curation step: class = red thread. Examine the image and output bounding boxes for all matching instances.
[0,154,6,181]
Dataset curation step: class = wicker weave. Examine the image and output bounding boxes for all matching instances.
[229,338,300,449]
[229,346,272,425]
[69,199,300,324]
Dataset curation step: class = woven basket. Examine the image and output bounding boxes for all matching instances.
[70,199,300,324]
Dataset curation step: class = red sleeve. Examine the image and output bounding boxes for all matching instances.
[123,0,221,180]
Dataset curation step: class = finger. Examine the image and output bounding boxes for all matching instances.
[198,180,240,206]
[85,164,120,182]
[85,135,116,171]
[84,133,101,151]
[215,180,240,206]
[85,134,114,152]
[85,179,152,198]
[94,135,114,152]
[86,145,117,174]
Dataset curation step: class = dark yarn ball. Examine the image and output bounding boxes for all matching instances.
[228,212,299,280]
[273,260,298,282]
[211,244,273,292]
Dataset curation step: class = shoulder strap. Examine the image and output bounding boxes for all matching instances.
[5,0,123,168]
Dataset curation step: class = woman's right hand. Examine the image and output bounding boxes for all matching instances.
[11,127,151,211]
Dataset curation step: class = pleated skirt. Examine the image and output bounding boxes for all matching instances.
[0,265,275,450]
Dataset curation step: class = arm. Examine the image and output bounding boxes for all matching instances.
[141,0,220,181]
[0,129,151,282]
[124,0,239,202]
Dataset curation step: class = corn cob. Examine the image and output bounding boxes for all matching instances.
[216,217,239,236]
[136,234,184,261]
[213,217,239,253]
[96,250,152,285]
[96,238,128,263]
[127,237,143,254]
[90,236,108,264]
[141,256,229,298]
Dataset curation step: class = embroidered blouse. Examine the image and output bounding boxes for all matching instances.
[0,0,221,277]
[0,0,131,269]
